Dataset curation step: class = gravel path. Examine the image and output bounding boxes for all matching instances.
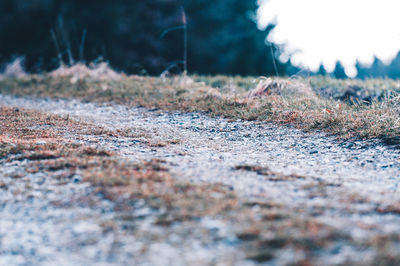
[0,159,246,266]
[2,94,400,265]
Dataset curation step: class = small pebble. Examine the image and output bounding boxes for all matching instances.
[72,175,82,183]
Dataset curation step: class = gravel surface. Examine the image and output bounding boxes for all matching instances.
[0,159,247,266]
[2,94,400,265]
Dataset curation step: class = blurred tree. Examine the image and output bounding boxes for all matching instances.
[355,60,369,79]
[333,61,347,79]
[0,0,288,76]
[182,1,285,76]
[356,57,389,79]
[369,56,387,78]
[284,58,302,76]
[317,63,327,76]
[387,52,400,79]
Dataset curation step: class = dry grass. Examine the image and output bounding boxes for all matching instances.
[235,165,305,181]
[1,69,400,144]
[248,77,317,99]
[50,62,122,83]
[1,57,27,78]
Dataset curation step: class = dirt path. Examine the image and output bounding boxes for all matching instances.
[2,94,400,265]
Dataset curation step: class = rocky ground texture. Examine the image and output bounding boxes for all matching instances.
[1,94,400,265]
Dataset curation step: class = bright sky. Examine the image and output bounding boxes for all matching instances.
[258,0,400,76]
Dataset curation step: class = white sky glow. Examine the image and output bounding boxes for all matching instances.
[258,0,400,76]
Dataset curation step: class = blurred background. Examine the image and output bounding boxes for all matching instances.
[1,0,400,79]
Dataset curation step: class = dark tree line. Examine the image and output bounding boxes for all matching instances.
[316,53,400,80]
[355,53,400,79]
[0,0,288,76]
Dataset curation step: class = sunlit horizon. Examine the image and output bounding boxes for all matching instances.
[258,0,400,77]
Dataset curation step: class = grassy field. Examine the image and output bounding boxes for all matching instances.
[1,68,400,144]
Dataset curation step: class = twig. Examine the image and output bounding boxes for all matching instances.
[160,25,186,39]
[50,28,64,66]
[159,6,188,75]
[269,43,279,77]
[79,28,87,62]
[182,7,187,75]
[58,16,74,66]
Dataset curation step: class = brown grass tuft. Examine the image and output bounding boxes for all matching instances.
[1,57,27,78]
[248,78,317,99]
[50,62,122,83]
